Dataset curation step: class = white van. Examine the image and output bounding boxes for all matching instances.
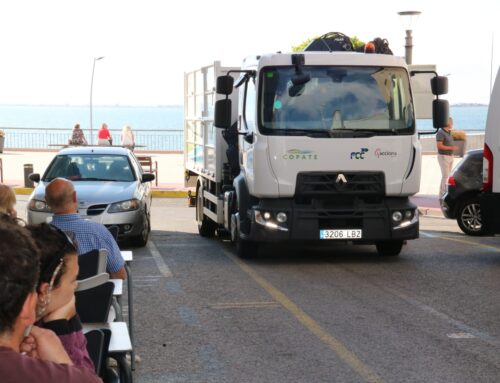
[480,67,500,232]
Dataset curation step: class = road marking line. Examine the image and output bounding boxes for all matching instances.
[147,240,173,278]
[222,248,384,383]
[447,332,476,339]
[209,301,281,309]
[380,285,500,347]
[419,231,438,238]
[441,236,500,252]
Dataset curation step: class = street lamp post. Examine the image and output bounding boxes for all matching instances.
[90,56,104,145]
[397,11,421,65]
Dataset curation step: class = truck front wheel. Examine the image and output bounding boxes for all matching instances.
[231,212,258,258]
[196,184,216,237]
[375,241,403,256]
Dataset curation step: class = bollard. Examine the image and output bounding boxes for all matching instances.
[24,164,34,188]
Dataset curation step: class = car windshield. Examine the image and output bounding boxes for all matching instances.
[260,66,414,137]
[43,154,135,182]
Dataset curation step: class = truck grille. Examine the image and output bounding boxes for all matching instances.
[296,172,385,196]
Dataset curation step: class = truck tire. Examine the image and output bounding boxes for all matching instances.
[236,238,259,258]
[196,184,216,237]
[231,212,258,258]
[376,241,403,256]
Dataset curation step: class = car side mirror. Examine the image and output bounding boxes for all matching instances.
[29,173,40,183]
[141,173,155,183]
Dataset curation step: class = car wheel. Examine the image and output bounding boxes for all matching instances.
[376,241,403,256]
[456,197,485,236]
[131,210,150,247]
[196,184,216,237]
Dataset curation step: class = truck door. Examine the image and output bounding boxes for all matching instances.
[239,77,257,186]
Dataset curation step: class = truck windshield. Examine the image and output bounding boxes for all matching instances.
[260,66,414,136]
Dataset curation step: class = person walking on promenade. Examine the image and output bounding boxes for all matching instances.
[97,123,112,146]
[0,220,101,383]
[121,125,135,150]
[68,124,88,146]
[436,117,458,196]
[45,178,126,280]
[0,184,17,219]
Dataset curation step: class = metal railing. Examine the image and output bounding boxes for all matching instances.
[0,127,183,151]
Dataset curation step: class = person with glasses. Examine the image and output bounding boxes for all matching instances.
[0,220,101,383]
[23,223,94,372]
[45,178,126,280]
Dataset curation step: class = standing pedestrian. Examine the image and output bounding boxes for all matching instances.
[97,123,112,146]
[436,117,458,196]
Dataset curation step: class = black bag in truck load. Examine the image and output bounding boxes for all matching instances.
[304,32,353,52]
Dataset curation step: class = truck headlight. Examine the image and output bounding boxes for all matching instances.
[28,199,52,212]
[392,211,403,222]
[276,212,287,223]
[108,199,140,213]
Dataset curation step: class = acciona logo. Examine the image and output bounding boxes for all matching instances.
[374,148,397,158]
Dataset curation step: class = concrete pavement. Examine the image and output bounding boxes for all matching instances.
[0,148,455,216]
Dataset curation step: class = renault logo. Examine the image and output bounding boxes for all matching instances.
[336,174,347,185]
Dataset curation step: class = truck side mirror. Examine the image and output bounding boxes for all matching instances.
[431,76,448,96]
[214,99,232,129]
[433,99,449,129]
[216,75,234,95]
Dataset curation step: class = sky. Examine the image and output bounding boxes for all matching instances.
[0,0,499,106]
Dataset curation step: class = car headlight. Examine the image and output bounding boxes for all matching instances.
[108,199,140,213]
[28,199,52,212]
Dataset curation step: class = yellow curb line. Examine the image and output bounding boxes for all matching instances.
[14,188,189,198]
[152,190,189,198]
[13,188,33,195]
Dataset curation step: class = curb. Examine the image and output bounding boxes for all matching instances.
[13,187,189,199]
[418,208,444,218]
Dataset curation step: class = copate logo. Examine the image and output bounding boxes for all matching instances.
[374,148,398,158]
[350,148,368,159]
[283,149,318,160]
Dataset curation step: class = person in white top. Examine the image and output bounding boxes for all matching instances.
[121,125,135,151]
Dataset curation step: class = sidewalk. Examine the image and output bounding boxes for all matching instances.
[1,149,449,216]
[0,149,189,198]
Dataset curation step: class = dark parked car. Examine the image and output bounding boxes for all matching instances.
[440,149,485,235]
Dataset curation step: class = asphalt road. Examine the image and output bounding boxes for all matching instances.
[15,197,500,382]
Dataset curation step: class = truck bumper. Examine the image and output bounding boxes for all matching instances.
[243,197,419,243]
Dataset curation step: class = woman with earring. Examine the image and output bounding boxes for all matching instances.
[23,223,95,372]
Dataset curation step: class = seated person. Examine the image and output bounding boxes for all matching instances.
[0,184,18,220]
[45,178,126,280]
[0,220,101,382]
[26,223,94,372]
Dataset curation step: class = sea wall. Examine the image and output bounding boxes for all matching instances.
[419,132,484,154]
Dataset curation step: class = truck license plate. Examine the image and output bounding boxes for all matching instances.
[320,229,362,240]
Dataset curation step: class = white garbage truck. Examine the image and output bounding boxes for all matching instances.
[184,47,448,257]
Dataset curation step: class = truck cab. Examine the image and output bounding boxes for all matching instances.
[186,51,448,257]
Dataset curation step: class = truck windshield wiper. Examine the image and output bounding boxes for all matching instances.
[329,129,374,138]
[271,128,331,137]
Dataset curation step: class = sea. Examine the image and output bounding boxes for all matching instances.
[0,105,488,150]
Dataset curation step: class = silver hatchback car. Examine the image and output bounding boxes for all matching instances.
[27,147,155,246]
